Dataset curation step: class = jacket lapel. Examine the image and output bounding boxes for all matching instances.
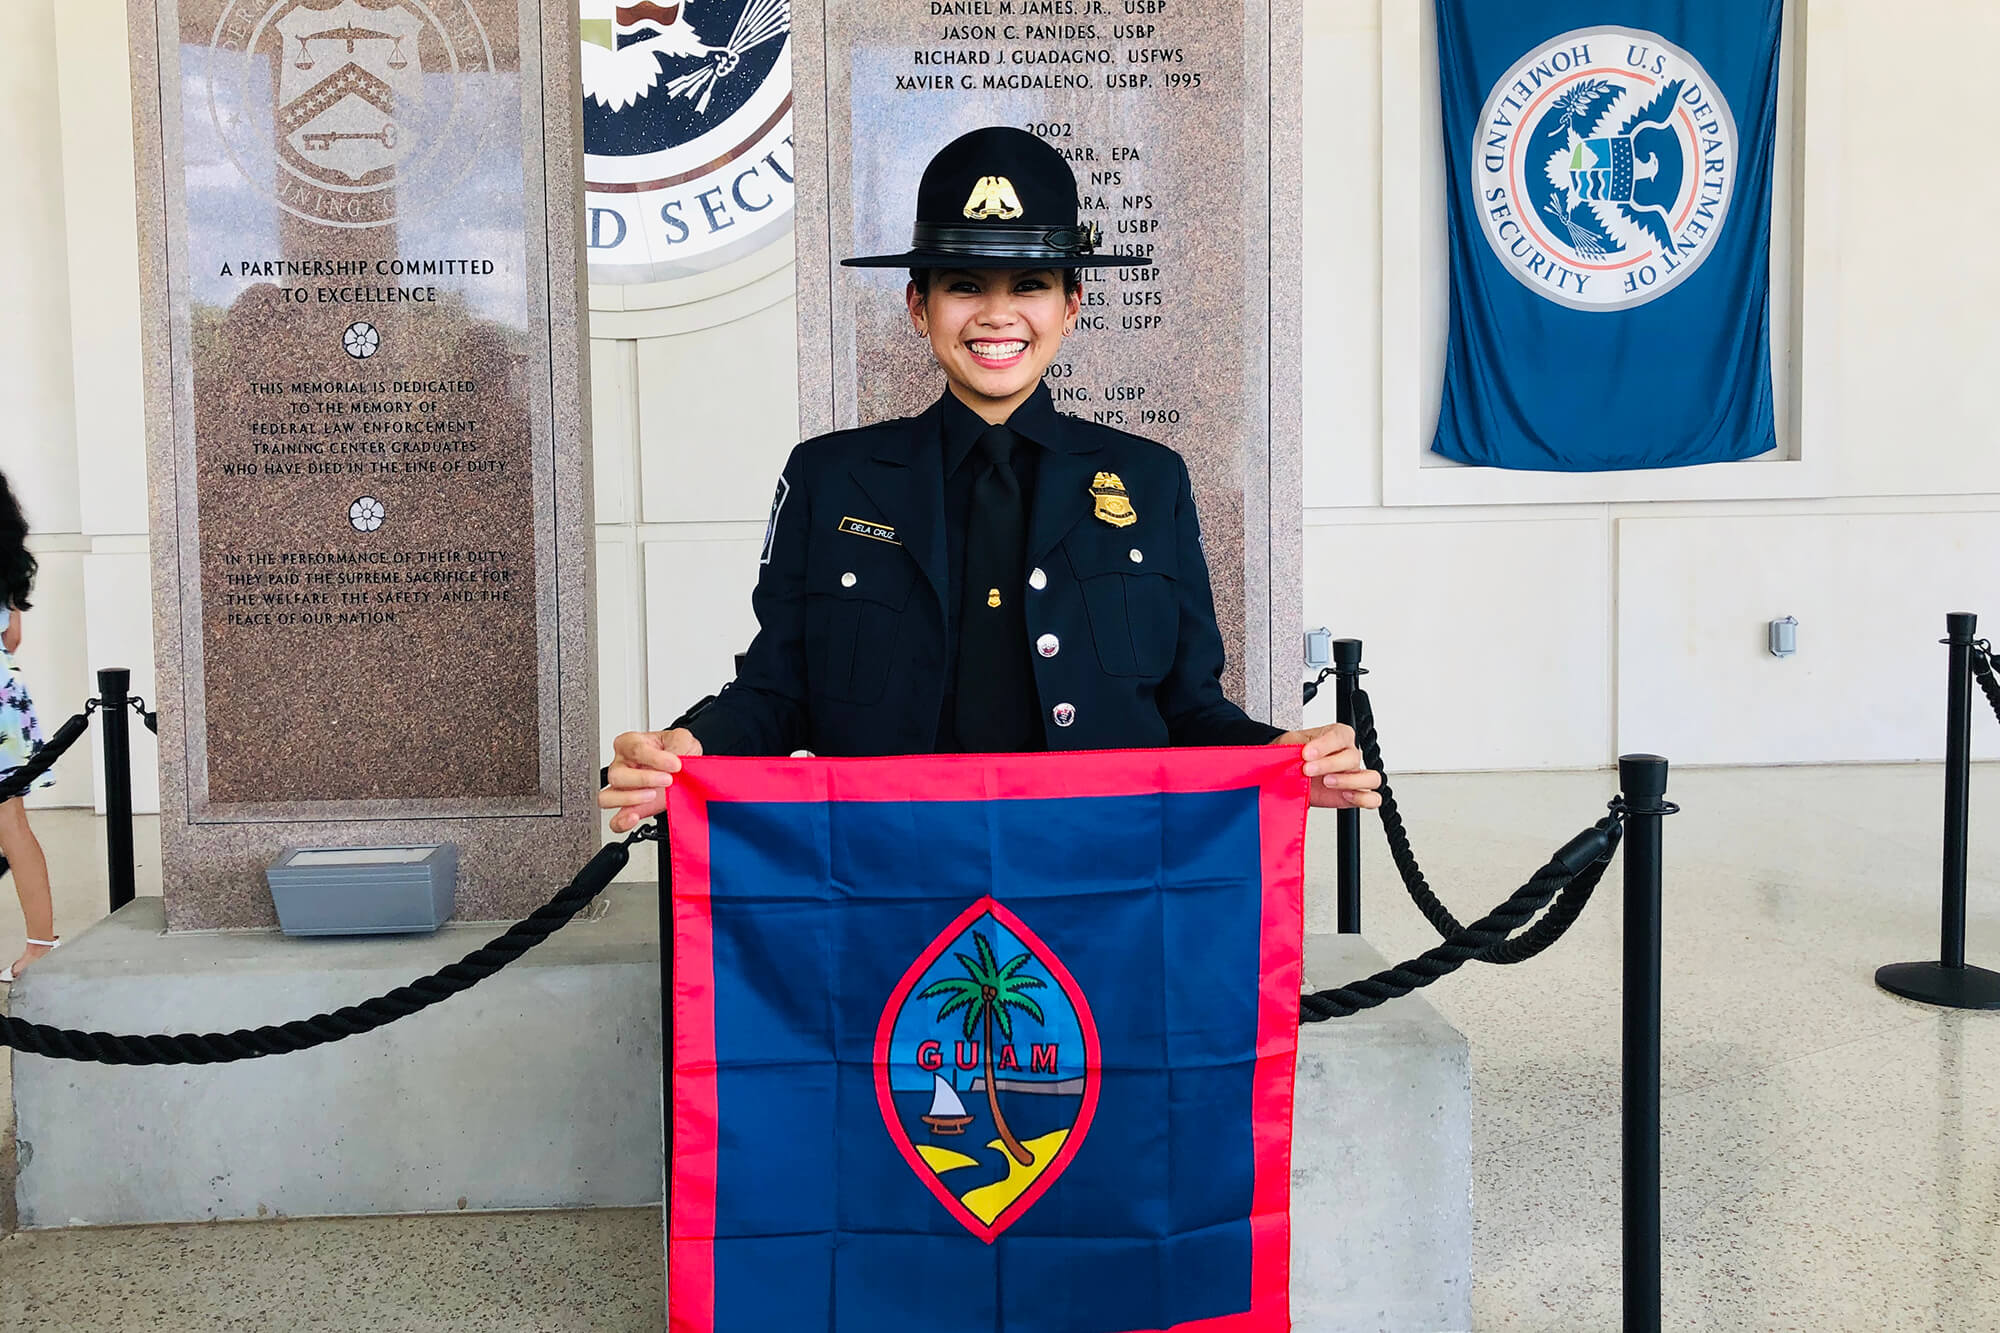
[1026,406,1103,570]
[851,401,949,616]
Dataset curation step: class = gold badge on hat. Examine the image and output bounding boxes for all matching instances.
[1090,472,1137,528]
[963,175,1024,220]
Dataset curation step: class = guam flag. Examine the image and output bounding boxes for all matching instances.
[666,749,1304,1332]
[1433,0,1785,470]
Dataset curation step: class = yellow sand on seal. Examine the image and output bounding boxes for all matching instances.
[959,1129,1070,1225]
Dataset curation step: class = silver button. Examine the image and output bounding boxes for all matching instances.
[1036,633,1060,658]
[1128,548,1144,564]
[1029,567,1047,591]
[840,571,857,588]
[1052,702,1076,727]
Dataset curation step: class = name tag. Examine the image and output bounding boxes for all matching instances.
[838,516,900,545]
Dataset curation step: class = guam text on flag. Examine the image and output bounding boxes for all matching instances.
[667,749,1304,1332]
[1433,0,1784,471]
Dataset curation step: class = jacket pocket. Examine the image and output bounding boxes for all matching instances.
[1065,538,1179,678]
[805,552,919,704]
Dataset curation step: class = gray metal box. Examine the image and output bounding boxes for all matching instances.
[265,844,457,936]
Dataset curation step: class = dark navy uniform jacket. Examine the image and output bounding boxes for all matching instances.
[685,387,1282,758]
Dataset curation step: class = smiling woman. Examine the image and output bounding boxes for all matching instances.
[598,124,1383,818]
[905,266,1082,422]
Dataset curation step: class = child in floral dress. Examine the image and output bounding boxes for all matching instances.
[0,471,57,982]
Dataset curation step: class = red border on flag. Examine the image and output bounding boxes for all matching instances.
[667,747,1306,1333]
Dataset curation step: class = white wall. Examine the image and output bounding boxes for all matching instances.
[8,0,1997,820]
[587,241,801,758]
[0,0,93,811]
[0,0,81,535]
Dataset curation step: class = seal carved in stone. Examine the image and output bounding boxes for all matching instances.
[207,0,499,229]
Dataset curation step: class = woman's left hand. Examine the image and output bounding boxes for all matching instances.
[1271,722,1382,810]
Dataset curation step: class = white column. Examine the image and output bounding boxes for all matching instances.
[54,1,158,813]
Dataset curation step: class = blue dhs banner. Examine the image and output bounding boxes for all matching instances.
[667,751,1304,1333]
[1433,1,1784,471]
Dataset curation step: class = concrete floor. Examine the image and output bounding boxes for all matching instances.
[4,765,1999,1330]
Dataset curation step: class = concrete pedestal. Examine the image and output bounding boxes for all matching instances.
[11,916,1470,1330]
[1292,935,1474,1333]
[8,890,664,1228]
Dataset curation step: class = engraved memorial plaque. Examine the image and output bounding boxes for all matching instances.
[133,0,598,928]
[794,0,1303,716]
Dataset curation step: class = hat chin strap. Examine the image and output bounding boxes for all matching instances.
[910,221,1101,259]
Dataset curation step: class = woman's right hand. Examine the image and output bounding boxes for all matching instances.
[599,727,703,833]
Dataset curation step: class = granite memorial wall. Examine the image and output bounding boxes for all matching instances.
[793,0,1303,718]
[130,0,598,929]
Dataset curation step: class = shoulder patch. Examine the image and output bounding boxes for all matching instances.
[760,475,791,565]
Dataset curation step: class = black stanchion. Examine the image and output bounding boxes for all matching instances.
[97,667,136,913]
[1877,612,2000,1009]
[1619,753,1671,1333]
[1332,638,1365,934]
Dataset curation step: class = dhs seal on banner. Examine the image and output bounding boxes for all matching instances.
[1474,28,1738,312]
[580,0,795,277]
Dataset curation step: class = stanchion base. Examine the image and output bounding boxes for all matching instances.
[1876,961,2000,1010]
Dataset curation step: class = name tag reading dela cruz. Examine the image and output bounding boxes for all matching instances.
[837,516,900,545]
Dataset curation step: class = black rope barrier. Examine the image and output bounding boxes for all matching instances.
[1351,688,1603,966]
[130,694,158,734]
[1972,640,2000,730]
[0,710,92,805]
[0,829,649,1063]
[0,707,94,882]
[1300,812,1622,1022]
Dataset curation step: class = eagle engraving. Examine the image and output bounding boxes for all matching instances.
[1536,78,1686,260]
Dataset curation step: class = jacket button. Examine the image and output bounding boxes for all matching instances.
[1128,548,1143,564]
[840,571,857,588]
[1029,567,1047,591]
[1052,702,1076,727]
[1036,633,1060,658]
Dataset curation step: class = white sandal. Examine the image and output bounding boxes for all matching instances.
[0,936,60,984]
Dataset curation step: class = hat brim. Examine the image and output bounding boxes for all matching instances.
[842,250,1153,269]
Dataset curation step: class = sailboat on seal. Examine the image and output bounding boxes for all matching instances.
[921,1073,974,1135]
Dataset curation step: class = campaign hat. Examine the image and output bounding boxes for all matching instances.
[842,126,1149,269]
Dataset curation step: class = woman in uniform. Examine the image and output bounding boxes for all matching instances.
[601,125,1379,824]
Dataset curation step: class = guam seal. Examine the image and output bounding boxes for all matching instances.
[580,0,795,276]
[1473,28,1738,311]
[206,0,497,229]
[873,898,1100,1242]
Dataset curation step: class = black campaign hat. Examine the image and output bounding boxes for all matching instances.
[842,126,1150,269]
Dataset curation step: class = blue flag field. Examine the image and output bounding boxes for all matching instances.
[1434,0,1785,470]
[666,749,1305,1332]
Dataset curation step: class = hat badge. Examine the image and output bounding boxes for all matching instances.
[963,175,1025,221]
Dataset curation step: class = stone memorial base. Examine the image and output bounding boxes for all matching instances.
[11,925,1469,1330]
[9,889,665,1228]
[1292,934,1474,1333]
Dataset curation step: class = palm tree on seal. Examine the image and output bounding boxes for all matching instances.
[919,931,1046,1167]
